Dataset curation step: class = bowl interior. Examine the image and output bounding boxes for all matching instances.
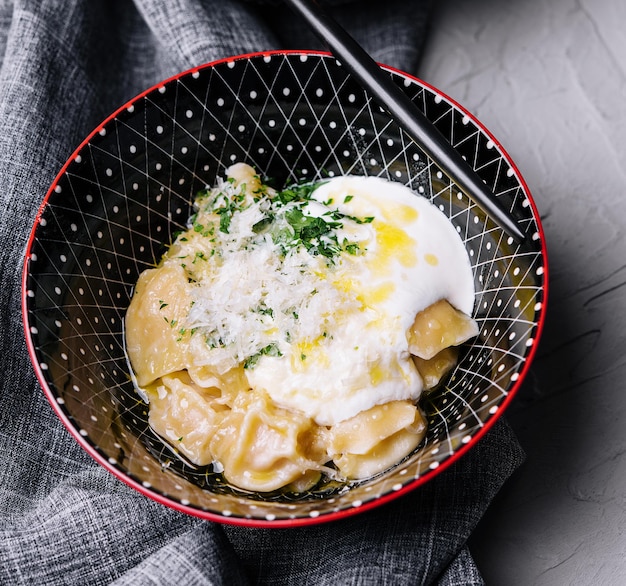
[23,52,546,525]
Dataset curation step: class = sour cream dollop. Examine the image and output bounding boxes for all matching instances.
[246,175,475,426]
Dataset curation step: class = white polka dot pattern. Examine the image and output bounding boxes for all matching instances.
[23,51,546,527]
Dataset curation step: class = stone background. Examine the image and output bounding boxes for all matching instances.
[420,0,626,583]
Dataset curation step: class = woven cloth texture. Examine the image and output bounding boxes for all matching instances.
[0,1,524,584]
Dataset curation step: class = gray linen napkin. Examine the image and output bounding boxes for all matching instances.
[0,1,524,584]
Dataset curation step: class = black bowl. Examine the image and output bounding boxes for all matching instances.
[23,51,547,526]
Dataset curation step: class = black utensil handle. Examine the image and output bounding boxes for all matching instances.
[284,0,525,242]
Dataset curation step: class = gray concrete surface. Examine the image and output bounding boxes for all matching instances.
[420,0,626,583]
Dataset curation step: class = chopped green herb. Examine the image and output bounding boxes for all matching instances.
[218,209,231,233]
[244,343,282,369]
[252,216,273,234]
[276,181,323,204]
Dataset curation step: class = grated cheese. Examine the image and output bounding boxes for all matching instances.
[179,170,362,375]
